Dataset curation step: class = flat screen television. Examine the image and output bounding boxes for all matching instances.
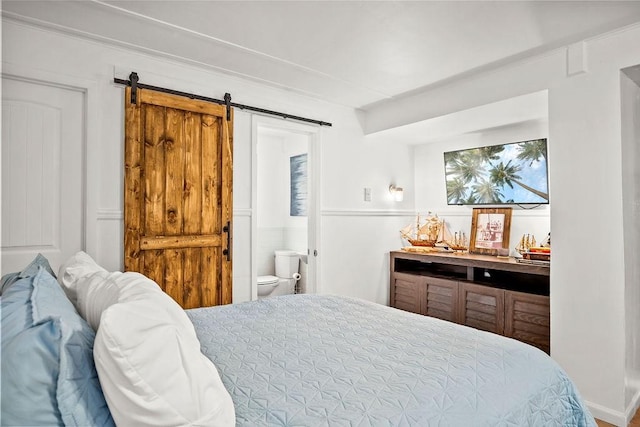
[444,138,549,205]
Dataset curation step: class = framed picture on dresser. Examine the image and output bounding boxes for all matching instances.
[469,207,512,255]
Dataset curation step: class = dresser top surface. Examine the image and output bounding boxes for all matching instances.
[390,250,550,276]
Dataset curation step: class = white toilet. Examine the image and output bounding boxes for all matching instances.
[257,250,301,298]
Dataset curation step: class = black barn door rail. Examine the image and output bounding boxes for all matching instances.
[114,72,332,127]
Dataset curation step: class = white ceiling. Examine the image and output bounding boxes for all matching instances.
[4,0,640,111]
[364,90,549,145]
[3,1,640,144]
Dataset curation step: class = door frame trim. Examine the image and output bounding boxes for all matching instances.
[250,115,322,300]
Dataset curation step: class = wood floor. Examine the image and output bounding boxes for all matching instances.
[596,406,640,427]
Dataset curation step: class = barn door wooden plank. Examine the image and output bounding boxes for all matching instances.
[221,111,233,305]
[165,108,185,236]
[164,249,184,306]
[201,247,219,307]
[140,90,226,117]
[183,247,202,309]
[141,104,167,290]
[143,249,165,288]
[163,108,186,304]
[143,104,166,236]
[183,112,202,234]
[181,111,204,308]
[201,115,220,235]
[200,114,221,306]
[124,87,142,272]
[140,235,221,250]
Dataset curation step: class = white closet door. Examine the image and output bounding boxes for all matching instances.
[2,77,84,275]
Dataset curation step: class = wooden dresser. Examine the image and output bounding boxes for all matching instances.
[390,250,550,354]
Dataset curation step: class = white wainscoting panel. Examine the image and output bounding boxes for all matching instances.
[232,212,252,303]
[2,100,58,248]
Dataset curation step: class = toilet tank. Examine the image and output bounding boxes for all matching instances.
[274,250,300,278]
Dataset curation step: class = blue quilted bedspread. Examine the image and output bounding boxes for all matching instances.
[187,294,596,426]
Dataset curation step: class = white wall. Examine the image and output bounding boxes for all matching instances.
[622,68,640,412]
[257,134,288,228]
[548,39,628,424]
[363,23,640,425]
[256,131,308,276]
[1,18,415,307]
[256,133,285,276]
[413,119,550,255]
[320,127,416,303]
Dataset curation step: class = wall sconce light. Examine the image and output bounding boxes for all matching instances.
[389,184,404,202]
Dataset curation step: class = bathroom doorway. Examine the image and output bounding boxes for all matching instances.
[251,116,321,300]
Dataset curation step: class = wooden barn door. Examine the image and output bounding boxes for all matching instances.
[124,87,232,308]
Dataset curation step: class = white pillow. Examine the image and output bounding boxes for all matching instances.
[57,251,107,307]
[93,273,235,427]
[57,251,164,331]
[75,270,160,331]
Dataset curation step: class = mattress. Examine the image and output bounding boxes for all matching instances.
[187,294,595,426]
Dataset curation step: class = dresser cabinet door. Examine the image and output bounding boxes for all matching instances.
[459,282,505,334]
[505,290,550,354]
[390,272,424,315]
[424,277,458,322]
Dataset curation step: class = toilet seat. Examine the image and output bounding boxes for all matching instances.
[257,275,278,286]
[257,275,279,297]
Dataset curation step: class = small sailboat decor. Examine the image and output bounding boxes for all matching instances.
[515,234,537,255]
[400,212,442,247]
[516,232,551,263]
[443,227,468,252]
[401,213,468,252]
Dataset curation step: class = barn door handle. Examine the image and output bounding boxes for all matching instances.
[222,221,231,261]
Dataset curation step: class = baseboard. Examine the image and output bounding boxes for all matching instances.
[625,389,640,425]
[586,400,625,426]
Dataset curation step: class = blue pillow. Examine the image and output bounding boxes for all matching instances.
[1,266,114,426]
[0,253,56,295]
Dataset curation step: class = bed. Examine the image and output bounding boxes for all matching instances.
[188,294,595,426]
[1,252,596,426]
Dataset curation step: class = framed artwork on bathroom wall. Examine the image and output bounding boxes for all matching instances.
[290,153,307,216]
